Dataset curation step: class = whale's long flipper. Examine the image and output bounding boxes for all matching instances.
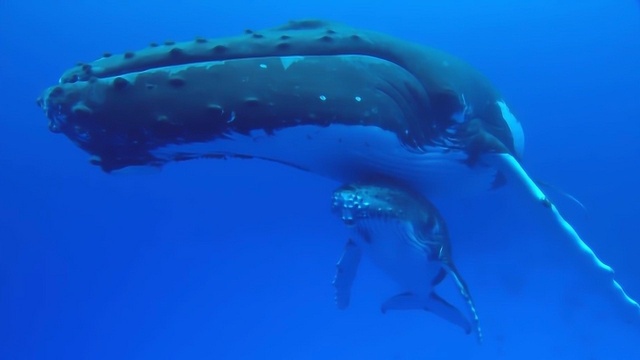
[482,153,640,317]
[443,263,482,343]
[333,239,362,309]
[442,153,640,357]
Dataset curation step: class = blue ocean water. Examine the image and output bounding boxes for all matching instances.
[1,0,639,359]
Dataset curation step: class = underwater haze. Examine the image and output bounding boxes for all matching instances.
[2,0,640,359]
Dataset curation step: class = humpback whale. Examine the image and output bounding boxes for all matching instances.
[37,19,518,175]
[332,182,481,341]
[37,19,640,354]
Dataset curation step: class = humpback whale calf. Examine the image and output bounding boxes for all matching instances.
[332,182,481,341]
[37,19,640,354]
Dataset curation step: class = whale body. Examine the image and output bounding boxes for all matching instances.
[37,19,520,175]
[332,182,481,341]
[37,19,640,355]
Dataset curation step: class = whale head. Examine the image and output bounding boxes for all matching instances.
[37,20,524,174]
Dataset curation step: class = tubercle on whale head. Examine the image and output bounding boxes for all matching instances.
[57,19,379,84]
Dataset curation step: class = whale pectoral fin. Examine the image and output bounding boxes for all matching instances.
[482,153,640,318]
[431,268,447,286]
[445,263,482,342]
[333,239,362,309]
[381,292,472,335]
[464,153,640,355]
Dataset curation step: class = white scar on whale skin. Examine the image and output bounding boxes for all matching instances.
[280,56,305,70]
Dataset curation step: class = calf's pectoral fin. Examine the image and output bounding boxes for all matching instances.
[333,239,362,309]
[381,292,472,335]
[445,264,482,342]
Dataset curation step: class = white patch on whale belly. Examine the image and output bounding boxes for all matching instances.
[151,124,498,198]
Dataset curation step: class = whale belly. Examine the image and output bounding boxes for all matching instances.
[151,123,499,199]
[350,217,440,295]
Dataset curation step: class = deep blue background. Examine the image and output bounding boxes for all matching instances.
[1,1,639,359]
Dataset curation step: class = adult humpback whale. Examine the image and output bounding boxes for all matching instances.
[37,20,639,356]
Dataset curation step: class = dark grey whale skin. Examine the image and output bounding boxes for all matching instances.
[37,19,515,172]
